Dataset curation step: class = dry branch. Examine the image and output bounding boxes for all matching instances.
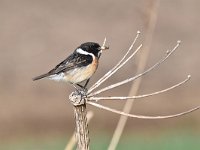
[87,101,200,120]
[89,40,180,97]
[88,31,141,94]
[67,31,199,150]
[73,104,89,150]
[85,33,198,122]
[65,111,94,150]
[69,90,89,150]
[88,75,190,101]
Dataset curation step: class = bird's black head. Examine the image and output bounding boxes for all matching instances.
[78,42,102,58]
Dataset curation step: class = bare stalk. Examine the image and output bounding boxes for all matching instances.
[69,90,89,150]
[89,40,180,97]
[65,111,94,150]
[88,31,141,94]
[87,101,200,120]
[108,1,160,149]
[73,104,89,150]
[88,75,190,101]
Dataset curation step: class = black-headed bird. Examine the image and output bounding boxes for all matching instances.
[33,42,108,89]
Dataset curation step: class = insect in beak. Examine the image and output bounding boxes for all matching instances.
[101,45,109,51]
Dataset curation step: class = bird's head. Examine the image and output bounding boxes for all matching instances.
[77,42,109,58]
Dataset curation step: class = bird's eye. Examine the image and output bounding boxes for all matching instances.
[97,47,101,51]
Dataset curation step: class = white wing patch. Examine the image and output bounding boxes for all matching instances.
[76,48,95,59]
[48,72,65,81]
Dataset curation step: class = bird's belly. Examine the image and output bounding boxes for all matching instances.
[64,63,97,84]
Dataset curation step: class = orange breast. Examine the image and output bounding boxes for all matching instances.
[64,57,98,83]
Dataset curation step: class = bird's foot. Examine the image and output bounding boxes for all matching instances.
[74,84,88,93]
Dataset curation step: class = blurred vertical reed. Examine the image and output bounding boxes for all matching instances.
[108,1,160,149]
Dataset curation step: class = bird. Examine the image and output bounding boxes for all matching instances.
[33,42,109,89]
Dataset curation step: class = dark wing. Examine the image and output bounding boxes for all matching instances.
[49,53,93,74]
[33,53,93,81]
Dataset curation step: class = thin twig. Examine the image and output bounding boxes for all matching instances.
[87,75,190,101]
[87,101,200,119]
[88,31,141,94]
[88,44,142,94]
[89,41,181,97]
[102,37,107,47]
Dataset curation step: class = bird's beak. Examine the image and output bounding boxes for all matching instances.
[101,45,109,51]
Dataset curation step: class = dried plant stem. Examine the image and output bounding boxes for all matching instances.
[90,39,179,97]
[73,104,89,150]
[88,75,190,101]
[87,101,200,119]
[88,31,141,94]
[65,133,76,150]
[108,1,159,149]
[65,111,94,150]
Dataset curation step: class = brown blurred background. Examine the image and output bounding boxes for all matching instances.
[0,0,200,148]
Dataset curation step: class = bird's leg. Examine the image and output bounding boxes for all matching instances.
[75,84,87,94]
[84,79,90,89]
[75,79,90,90]
[76,84,84,89]
[72,84,84,96]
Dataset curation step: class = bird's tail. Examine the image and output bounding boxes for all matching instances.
[32,73,50,81]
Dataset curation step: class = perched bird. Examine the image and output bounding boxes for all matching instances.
[33,42,108,89]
